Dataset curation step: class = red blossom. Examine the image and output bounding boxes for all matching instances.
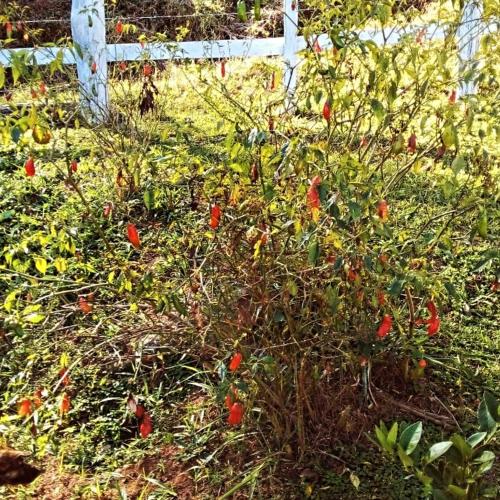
[209,205,222,229]
[127,223,141,248]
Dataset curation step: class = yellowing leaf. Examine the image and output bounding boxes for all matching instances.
[34,257,48,275]
[54,257,68,273]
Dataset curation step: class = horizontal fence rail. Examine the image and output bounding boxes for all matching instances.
[0,0,490,123]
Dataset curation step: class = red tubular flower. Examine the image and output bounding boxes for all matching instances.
[18,399,33,416]
[116,20,123,35]
[209,205,222,230]
[377,199,388,221]
[25,157,35,177]
[377,314,392,339]
[448,89,457,104]
[70,160,78,173]
[322,100,331,122]
[407,133,417,153]
[143,64,153,77]
[229,352,243,372]
[127,223,141,248]
[91,61,97,74]
[228,402,244,426]
[139,412,153,438]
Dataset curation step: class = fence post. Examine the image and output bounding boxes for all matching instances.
[283,0,299,102]
[457,1,482,97]
[71,0,108,123]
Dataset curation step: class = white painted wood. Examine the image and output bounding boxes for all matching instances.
[457,1,482,97]
[283,0,299,100]
[71,0,108,123]
[107,37,285,62]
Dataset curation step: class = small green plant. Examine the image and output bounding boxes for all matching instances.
[371,392,499,499]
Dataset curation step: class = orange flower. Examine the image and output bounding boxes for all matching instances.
[18,399,33,417]
[58,368,71,386]
[60,392,70,414]
[209,205,222,230]
[229,352,243,372]
[377,314,392,339]
[228,402,244,426]
[116,20,123,35]
[127,223,141,248]
[418,359,427,368]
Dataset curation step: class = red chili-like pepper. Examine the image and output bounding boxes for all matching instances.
[307,176,321,209]
[377,199,388,221]
[377,314,392,339]
[135,404,145,419]
[139,412,153,438]
[127,223,141,248]
[70,160,78,173]
[322,100,331,122]
[25,157,35,177]
[427,316,440,336]
[225,387,238,410]
[229,352,243,372]
[407,133,417,153]
[209,205,222,230]
[228,402,244,426]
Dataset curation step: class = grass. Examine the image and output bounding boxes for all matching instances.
[1,53,499,499]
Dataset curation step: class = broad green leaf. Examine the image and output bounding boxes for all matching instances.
[478,391,498,433]
[467,432,487,448]
[477,211,488,238]
[447,485,467,497]
[397,444,414,469]
[308,240,320,266]
[399,421,422,455]
[24,313,45,324]
[451,434,471,459]
[426,441,453,464]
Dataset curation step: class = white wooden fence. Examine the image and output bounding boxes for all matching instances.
[0,0,488,123]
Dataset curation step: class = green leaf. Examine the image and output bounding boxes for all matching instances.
[254,0,261,20]
[237,0,248,22]
[308,240,320,266]
[371,99,385,122]
[349,472,360,490]
[451,155,466,174]
[387,422,398,448]
[24,313,45,324]
[478,391,498,433]
[171,294,187,316]
[446,485,467,497]
[467,432,486,448]
[397,444,414,469]
[451,434,472,459]
[442,123,458,149]
[426,441,453,464]
[477,211,488,238]
[399,421,422,455]
[0,65,5,89]
[387,278,405,298]
[143,189,154,210]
